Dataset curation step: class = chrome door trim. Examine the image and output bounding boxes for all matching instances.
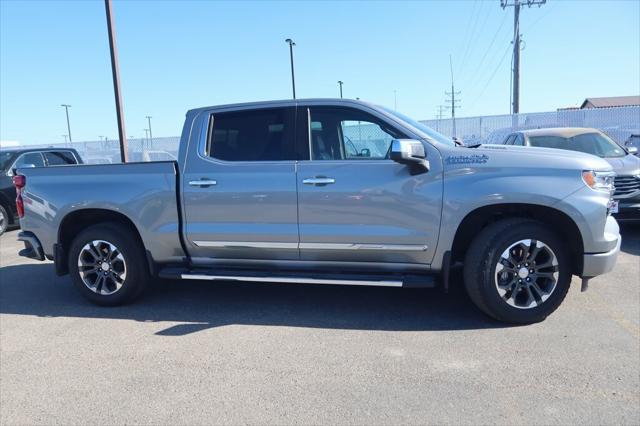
[302,177,336,185]
[180,273,403,287]
[192,241,427,251]
[299,242,428,251]
[188,179,217,186]
[192,241,298,249]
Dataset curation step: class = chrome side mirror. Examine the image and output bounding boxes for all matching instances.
[390,139,429,174]
[627,146,638,155]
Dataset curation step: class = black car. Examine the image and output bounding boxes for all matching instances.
[0,147,83,235]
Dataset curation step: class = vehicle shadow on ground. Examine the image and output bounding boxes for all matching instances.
[619,222,640,256]
[0,263,508,335]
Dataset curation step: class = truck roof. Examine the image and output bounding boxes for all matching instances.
[186,98,378,115]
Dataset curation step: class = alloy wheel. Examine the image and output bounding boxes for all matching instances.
[495,239,559,309]
[77,240,127,295]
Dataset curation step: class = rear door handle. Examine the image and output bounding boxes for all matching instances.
[303,177,336,186]
[189,179,217,187]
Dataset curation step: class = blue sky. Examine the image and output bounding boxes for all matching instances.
[1,0,639,145]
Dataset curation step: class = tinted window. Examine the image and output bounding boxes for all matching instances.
[503,135,516,145]
[44,151,77,165]
[209,108,295,161]
[528,132,626,158]
[513,135,524,146]
[308,107,405,160]
[15,152,45,168]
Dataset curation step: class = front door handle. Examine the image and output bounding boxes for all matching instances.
[303,177,336,186]
[189,179,217,187]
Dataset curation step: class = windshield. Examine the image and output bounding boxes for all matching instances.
[0,152,16,171]
[527,132,626,158]
[381,107,455,147]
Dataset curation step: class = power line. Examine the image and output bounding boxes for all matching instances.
[445,55,461,137]
[458,1,493,77]
[462,12,509,89]
[501,0,546,114]
[469,43,512,109]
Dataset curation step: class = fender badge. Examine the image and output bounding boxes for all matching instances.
[445,154,489,165]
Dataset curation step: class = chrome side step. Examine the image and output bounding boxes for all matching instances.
[180,274,404,287]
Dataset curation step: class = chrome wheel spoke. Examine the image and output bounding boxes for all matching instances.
[77,239,126,296]
[495,238,559,310]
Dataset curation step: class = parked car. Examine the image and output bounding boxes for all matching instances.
[13,100,620,324]
[500,128,640,220]
[142,150,178,162]
[625,134,640,157]
[0,147,82,235]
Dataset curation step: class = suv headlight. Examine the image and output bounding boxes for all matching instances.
[582,170,615,193]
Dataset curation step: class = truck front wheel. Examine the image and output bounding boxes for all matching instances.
[463,218,572,324]
[68,222,149,306]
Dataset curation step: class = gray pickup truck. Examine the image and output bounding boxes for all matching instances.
[14,99,621,323]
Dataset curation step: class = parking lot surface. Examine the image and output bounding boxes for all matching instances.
[0,224,639,425]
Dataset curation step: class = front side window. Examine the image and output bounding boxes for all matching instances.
[308,107,405,160]
[208,108,295,161]
[44,151,77,165]
[15,152,45,168]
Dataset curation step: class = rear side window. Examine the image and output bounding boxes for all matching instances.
[44,151,77,166]
[15,152,45,168]
[208,108,295,161]
[503,135,516,145]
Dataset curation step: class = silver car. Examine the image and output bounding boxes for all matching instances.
[501,128,640,219]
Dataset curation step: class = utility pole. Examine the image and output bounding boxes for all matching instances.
[60,104,72,143]
[445,55,461,137]
[144,129,149,146]
[501,0,546,114]
[145,115,153,145]
[285,38,296,99]
[105,0,128,162]
[338,81,343,98]
[62,134,68,144]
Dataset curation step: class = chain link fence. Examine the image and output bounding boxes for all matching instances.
[422,106,640,146]
[14,106,640,162]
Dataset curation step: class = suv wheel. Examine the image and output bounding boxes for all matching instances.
[464,218,571,324]
[0,204,8,236]
[68,222,149,306]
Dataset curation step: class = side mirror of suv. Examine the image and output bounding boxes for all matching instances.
[627,146,638,155]
[390,139,430,174]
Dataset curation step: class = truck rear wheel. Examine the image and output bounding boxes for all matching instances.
[68,222,149,306]
[0,204,8,236]
[463,218,572,324]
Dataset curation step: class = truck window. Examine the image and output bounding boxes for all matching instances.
[14,152,45,168]
[44,151,77,166]
[308,107,404,160]
[208,108,295,161]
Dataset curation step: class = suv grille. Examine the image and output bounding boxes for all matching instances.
[614,175,640,197]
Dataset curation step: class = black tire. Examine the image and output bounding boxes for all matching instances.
[464,218,572,324]
[68,222,149,306]
[0,204,8,236]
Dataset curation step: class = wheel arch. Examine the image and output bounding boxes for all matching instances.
[57,208,149,275]
[451,203,584,275]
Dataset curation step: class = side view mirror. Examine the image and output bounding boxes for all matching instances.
[7,164,35,177]
[627,146,638,155]
[390,139,430,174]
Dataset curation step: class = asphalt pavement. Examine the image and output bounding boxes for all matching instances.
[0,224,638,425]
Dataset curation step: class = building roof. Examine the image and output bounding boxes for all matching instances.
[580,96,640,109]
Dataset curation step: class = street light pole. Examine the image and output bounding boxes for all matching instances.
[105,0,128,162]
[285,38,296,99]
[145,115,153,145]
[338,81,343,98]
[61,104,72,143]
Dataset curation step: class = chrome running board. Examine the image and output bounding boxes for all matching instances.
[180,274,403,287]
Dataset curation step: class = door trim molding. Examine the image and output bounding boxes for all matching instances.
[192,240,427,252]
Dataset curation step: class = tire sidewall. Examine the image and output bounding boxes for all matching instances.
[68,223,146,305]
[476,223,571,323]
[0,204,8,235]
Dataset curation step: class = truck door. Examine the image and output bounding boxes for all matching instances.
[295,106,443,267]
[182,106,300,264]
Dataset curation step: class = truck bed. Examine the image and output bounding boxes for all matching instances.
[16,161,184,264]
